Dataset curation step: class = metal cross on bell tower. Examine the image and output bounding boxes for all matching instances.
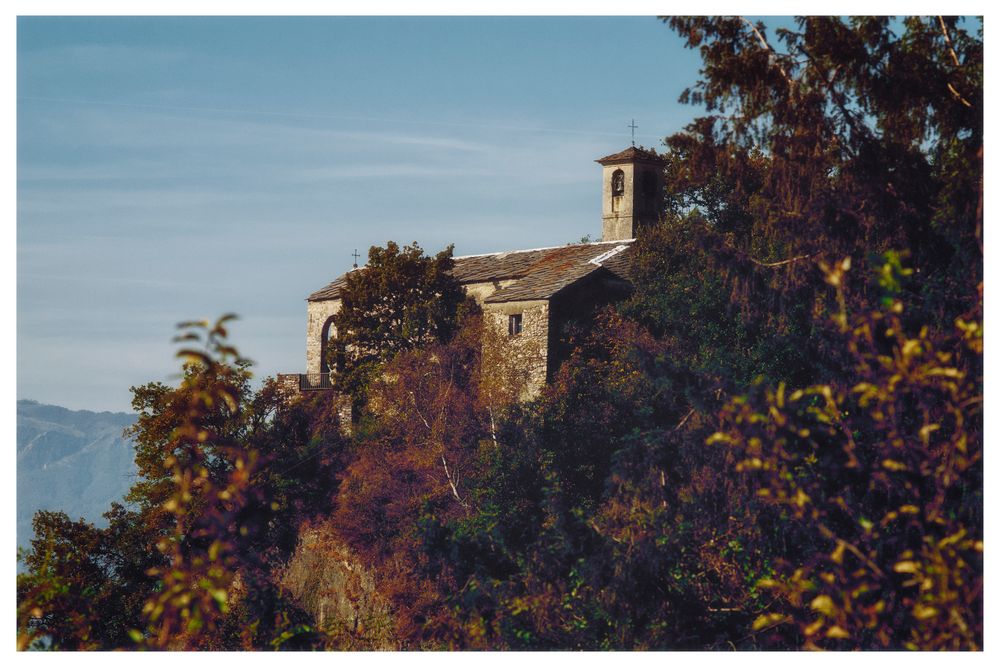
[628,119,638,147]
[351,249,361,269]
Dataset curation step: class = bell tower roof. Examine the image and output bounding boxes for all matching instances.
[595,146,666,166]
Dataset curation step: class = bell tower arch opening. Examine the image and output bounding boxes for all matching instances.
[596,146,666,241]
[320,316,345,375]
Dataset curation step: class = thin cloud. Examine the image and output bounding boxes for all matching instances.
[20,101,493,153]
[19,44,187,71]
[295,164,492,181]
[17,95,658,143]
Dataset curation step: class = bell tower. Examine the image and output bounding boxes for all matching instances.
[596,146,666,241]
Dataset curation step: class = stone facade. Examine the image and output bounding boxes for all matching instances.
[482,299,549,400]
[290,146,662,405]
[306,299,342,375]
[597,147,666,242]
[301,280,550,401]
[462,278,518,304]
[276,373,302,397]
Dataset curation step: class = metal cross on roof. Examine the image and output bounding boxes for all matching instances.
[628,119,638,146]
[352,249,361,268]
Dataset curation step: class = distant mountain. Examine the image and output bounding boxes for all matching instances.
[16,400,138,560]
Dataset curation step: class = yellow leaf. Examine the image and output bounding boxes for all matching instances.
[211,589,228,608]
[705,432,731,445]
[826,626,850,639]
[913,605,939,620]
[926,367,962,378]
[901,339,921,358]
[810,595,836,617]
[752,613,788,631]
[918,424,940,443]
[804,619,824,637]
[938,529,967,548]
[893,561,919,574]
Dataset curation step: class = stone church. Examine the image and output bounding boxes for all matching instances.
[280,146,666,399]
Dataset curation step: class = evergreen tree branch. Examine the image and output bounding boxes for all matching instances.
[739,16,793,87]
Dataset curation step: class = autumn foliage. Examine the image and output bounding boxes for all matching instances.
[18,16,981,651]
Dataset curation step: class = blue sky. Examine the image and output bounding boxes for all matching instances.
[16,16,712,412]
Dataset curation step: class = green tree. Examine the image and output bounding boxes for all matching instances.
[333,241,470,405]
[661,16,982,327]
[18,316,340,650]
[131,316,341,649]
[333,313,489,646]
[17,508,160,650]
[711,261,982,649]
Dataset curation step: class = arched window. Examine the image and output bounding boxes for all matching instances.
[320,316,345,374]
[611,169,625,196]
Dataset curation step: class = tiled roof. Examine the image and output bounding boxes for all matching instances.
[307,272,353,301]
[307,240,635,303]
[595,146,666,165]
[450,248,553,283]
[482,259,601,303]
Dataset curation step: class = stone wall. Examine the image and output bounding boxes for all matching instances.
[600,161,664,241]
[463,278,518,305]
[306,299,342,375]
[276,373,302,398]
[482,299,549,400]
[305,282,558,403]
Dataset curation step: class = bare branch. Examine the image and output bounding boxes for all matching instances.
[749,253,814,268]
[440,454,468,508]
[674,408,696,431]
[947,82,974,109]
[739,16,793,86]
[486,388,500,449]
[816,522,886,579]
[937,16,962,68]
[408,390,431,432]
[937,17,974,108]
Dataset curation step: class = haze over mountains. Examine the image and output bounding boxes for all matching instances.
[16,400,137,557]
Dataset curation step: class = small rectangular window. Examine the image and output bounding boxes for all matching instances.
[508,313,523,336]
